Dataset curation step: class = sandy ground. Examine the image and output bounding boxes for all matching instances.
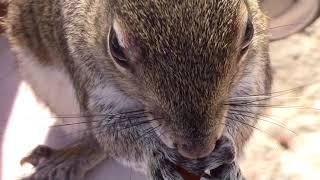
[241,17,320,180]
[1,14,320,180]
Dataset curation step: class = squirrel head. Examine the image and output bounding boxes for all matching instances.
[106,0,265,159]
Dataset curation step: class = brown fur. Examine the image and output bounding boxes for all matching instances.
[5,0,271,179]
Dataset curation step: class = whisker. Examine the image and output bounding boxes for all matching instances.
[228,96,301,101]
[51,109,148,119]
[217,122,233,129]
[115,118,162,132]
[228,108,287,126]
[227,111,296,134]
[226,80,320,104]
[136,124,162,141]
[227,104,320,111]
[90,117,162,141]
[226,96,272,106]
[53,118,160,139]
[51,114,149,128]
[224,116,273,137]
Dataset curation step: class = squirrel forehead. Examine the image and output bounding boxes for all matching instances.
[112,0,244,55]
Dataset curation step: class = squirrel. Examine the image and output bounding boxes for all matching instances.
[4,0,272,179]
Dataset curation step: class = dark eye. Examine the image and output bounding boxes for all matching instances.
[109,27,128,67]
[240,19,254,55]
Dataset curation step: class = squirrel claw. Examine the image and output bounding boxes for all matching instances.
[20,145,55,167]
[20,145,85,180]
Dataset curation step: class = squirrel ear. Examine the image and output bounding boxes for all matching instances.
[0,1,8,34]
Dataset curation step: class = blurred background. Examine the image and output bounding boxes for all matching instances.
[242,1,320,180]
[242,20,320,179]
[1,1,320,180]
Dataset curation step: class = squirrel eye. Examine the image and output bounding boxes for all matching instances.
[109,27,128,67]
[240,19,254,55]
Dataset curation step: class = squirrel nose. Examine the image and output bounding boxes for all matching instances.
[176,140,216,159]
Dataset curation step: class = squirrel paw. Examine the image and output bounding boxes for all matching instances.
[20,145,55,167]
[20,145,85,180]
[177,135,237,176]
[209,162,243,180]
[148,154,184,180]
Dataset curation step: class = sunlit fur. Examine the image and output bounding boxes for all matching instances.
[5,0,271,179]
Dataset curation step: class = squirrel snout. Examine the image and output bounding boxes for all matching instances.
[175,138,217,160]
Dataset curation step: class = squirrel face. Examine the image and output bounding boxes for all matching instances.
[107,0,257,159]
